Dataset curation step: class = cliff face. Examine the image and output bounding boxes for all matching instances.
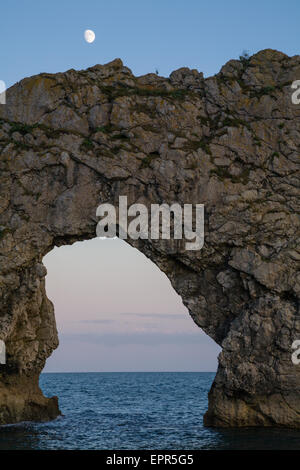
[0,49,299,426]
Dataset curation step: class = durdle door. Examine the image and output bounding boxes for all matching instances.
[0,49,299,426]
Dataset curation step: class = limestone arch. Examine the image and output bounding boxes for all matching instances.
[0,50,299,427]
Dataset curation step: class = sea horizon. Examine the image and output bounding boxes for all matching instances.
[41,370,216,374]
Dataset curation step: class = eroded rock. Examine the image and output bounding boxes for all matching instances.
[0,49,299,426]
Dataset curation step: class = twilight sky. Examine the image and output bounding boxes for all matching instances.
[1,0,299,371]
[44,238,220,371]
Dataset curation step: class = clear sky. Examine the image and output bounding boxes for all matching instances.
[44,239,221,372]
[1,0,299,88]
[2,0,299,371]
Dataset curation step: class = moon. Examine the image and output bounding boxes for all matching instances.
[84,29,95,43]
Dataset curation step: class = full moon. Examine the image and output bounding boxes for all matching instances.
[84,29,95,43]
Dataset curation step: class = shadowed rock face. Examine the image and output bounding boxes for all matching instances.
[0,49,299,427]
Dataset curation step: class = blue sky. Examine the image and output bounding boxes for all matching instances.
[1,0,299,88]
[2,0,299,371]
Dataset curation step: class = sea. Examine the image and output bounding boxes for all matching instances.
[0,372,299,450]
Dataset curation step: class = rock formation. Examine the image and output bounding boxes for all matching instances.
[0,49,299,426]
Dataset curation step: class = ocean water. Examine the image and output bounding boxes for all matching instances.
[0,372,299,450]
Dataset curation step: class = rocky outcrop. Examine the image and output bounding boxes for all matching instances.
[0,49,299,426]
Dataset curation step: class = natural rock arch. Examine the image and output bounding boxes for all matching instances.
[0,49,299,427]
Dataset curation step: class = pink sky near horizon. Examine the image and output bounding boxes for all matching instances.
[43,237,220,372]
